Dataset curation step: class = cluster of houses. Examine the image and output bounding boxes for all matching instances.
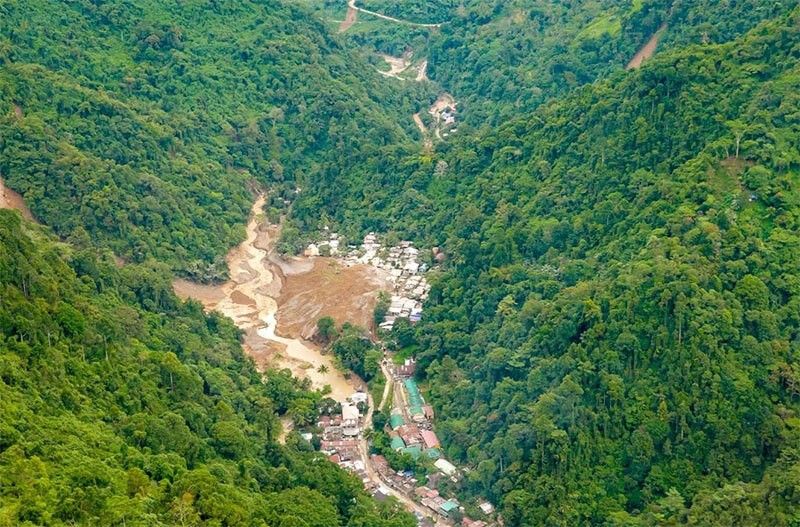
[304,231,434,332]
[380,358,497,526]
[370,454,420,497]
[441,108,456,125]
[415,486,464,522]
[355,235,432,331]
[319,392,367,465]
[430,99,458,139]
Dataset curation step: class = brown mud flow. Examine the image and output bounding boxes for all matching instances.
[174,196,387,400]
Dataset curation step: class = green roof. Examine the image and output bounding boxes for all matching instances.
[404,379,425,415]
[389,414,405,429]
[440,500,459,513]
[401,445,422,459]
[425,448,442,459]
[390,435,406,450]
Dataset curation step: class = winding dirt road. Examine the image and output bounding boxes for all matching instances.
[347,0,444,28]
[339,6,358,32]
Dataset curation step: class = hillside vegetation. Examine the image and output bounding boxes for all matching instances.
[4,0,800,525]
[0,0,430,280]
[377,9,800,525]
[324,0,798,129]
[0,210,414,526]
[429,0,799,126]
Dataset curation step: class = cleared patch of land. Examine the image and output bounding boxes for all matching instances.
[339,6,357,32]
[378,53,411,79]
[0,178,34,220]
[278,258,389,339]
[627,23,667,70]
[173,197,385,401]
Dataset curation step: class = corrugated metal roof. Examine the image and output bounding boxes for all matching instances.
[389,414,405,429]
[425,448,442,459]
[390,435,405,450]
[401,445,422,459]
[421,430,440,449]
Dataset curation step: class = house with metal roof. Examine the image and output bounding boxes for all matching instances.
[390,434,406,451]
[440,499,459,517]
[389,413,405,430]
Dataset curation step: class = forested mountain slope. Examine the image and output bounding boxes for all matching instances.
[0,209,414,526]
[340,0,798,128]
[0,0,430,279]
[425,0,799,126]
[372,9,800,525]
[288,0,800,246]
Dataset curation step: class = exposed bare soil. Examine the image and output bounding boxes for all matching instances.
[0,178,34,221]
[416,60,429,81]
[339,6,357,32]
[378,54,411,79]
[627,24,667,70]
[279,258,389,339]
[412,112,433,149]
[173,197,386,400]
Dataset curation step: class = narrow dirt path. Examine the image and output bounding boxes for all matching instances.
[412,113,433,149]
[416,60,428,82]
[378,361,394,412]
[627,23,667,70]
[378,54,411,79]
[277,416,294,445]
[348,0,444,28]
[339,6,358,32]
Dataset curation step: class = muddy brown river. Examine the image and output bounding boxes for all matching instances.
[174,196,389,402]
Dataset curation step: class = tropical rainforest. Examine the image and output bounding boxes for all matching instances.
[3,0,800,526]
[0,210,414,526]
[0,0,432,280]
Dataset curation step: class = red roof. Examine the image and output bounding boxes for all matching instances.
[421,430,440,449]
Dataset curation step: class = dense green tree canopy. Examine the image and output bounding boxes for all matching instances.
[0,0,432,279]
[371,9,800,525]
[0,210,413,526]
[4,0,800,525]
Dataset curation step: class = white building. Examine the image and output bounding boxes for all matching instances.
[434,459,457,476]
[342,403,360,436]
[350,391,368,405]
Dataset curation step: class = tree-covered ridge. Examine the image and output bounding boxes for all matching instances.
[0,0,431,279]
[357,0,456,24]
[0,210,414,526]
[287,0,800,249]
[372,8,800,525]
[351,0,798,127]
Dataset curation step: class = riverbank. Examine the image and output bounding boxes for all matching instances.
[173,196,387,402]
